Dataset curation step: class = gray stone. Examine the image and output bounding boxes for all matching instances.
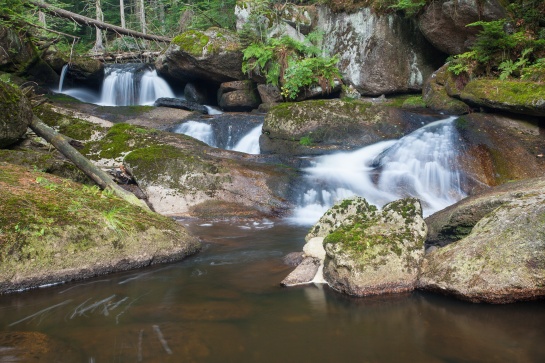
[217,81,261,111]
[0,81,33,148]
[184,82,213,104]
[154,97,207,113]
[257,84,283,104]
[281,257,321,286]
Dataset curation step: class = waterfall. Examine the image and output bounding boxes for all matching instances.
[139,69,175,105]
[173,121,217,147]
[291,116,466,225]
[100,66,136,106]
[230,123,262,154]
[58,64,69,92]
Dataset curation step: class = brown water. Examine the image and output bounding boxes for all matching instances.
[0,220,544,362]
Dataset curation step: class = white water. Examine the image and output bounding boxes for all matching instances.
[58,64,69,92]
[173,121,216,147]
[99,68,136,106]
[204,106,224,115]
[139,69,175,105]
[230,123,262,154]
[291,117,465,225]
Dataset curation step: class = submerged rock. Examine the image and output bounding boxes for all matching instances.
[0,162,200,293]
[419,187,545,303]
[0,81,33,148]
[307,197,427,296]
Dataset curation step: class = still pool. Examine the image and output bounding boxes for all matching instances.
[1,220,544,362]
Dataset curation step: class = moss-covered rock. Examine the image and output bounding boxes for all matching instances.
[261,98,442,155]
[460,79,545,117]
[0,81,33,148]
[422,65,471,115]
[419,186,545,303]
[0,162,200,293]
[320,197,427,297]
[156,28,244,83]
[0,25,37,74]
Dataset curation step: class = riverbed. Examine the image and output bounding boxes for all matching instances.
[0,220,544,362]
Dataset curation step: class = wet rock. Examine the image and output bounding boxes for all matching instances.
[217,80,261,111]
[455,113,545,192]
[281,257,321,286]
[419,188,545,303]
[257,84,283,104]
[459,79,545,117]
[317,6,445,95]
[261,98,442,156]
[322,197,427,297]
[155,28,244,84]
[184,82,214,104]
[61,56,104,89]
[283,251,304,266]
[418,0,506,55]
[0,81,33,148]
[154,97,207,113]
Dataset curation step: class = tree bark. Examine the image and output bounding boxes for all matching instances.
[93,0,104,53]
[30,115,149,210]
[119,0,126,29]
[28,0,172,43]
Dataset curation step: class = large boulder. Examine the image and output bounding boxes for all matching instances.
[155,28,244,84]
[82,123,296,218]
[0,25,36,73]
[316,6,445,96]
[0,81,33,148]
[418,0,506,55]
[0,162,200,293]
[419,186,545,303]
[61,56,104,89]
[426,177,545,248]
[322,197,427,296]
[454,113,545,192]
[260,99,442,155]
[459,79,545,117]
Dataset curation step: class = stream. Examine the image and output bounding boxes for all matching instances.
[0,220,544,362]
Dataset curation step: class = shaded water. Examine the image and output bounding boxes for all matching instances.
[0,221,544,362]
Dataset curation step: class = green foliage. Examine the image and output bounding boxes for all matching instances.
[448,1,545,81]
[388,0,426,17]
[299,135,312,146]
[242,32,341,100]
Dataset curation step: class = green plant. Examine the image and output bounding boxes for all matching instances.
[299,135,312,146]
[388,0,426,16]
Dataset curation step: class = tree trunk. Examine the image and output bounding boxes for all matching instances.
[38,0,46,27]
[93,0,104,53]
[119,0,126,29]
[30,115,149,210]
[139,0,147,35]
[28,0,172,43]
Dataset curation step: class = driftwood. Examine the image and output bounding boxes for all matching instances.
[28,1,172,43]
[29,115,149,210]
[90,51,162,62]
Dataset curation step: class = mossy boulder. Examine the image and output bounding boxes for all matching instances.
[321,197,427,297]
[459,79,545,117]
[422,65,471,114]
[156,28,244,83]
[261,98,442,155]
[454,113,545,191]
[0,81,33,148]
[61,56,104,89]
[83,123,295,217]
[0,162,200,293]
[419,186,545,303]
[0,25,36,74]
[217,80,261,111]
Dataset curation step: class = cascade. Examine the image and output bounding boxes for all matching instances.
[230,124,262,154]
[173,121,217,147]
[139,69,175,105]
[291,116,466,225]
[58,64,68,92]
[99,65,136,106]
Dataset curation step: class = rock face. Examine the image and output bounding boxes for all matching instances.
[418,0,506,55]
[0,162,200,293]
[419,186,545,303]
[0,81,33,148]
[62,56,104,88]
[217,80,261,111]
[426,177,545,248]
[454,113,545,192]
[317,6,445,96]
[0,25,36,73]
[260,99,442,155]
[155,28,244,84]
[184,82,214,104]
[322,198,427,296]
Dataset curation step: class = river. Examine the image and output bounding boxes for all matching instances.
[0,220,544,362]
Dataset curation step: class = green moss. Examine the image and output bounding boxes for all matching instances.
[82,123,155,160]
[462,79,545,107]
[402,95,427,109]
[33,104,104,142]
[173,30,211,57]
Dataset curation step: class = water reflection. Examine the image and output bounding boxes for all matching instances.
[0,221,543,362]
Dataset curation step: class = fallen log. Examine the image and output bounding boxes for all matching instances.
[29,115,149,210]
[28,1,172,43]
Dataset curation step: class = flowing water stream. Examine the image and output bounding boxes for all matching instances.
[0,221,543,362]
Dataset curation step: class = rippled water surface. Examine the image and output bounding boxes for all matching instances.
[0,221,544,362]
